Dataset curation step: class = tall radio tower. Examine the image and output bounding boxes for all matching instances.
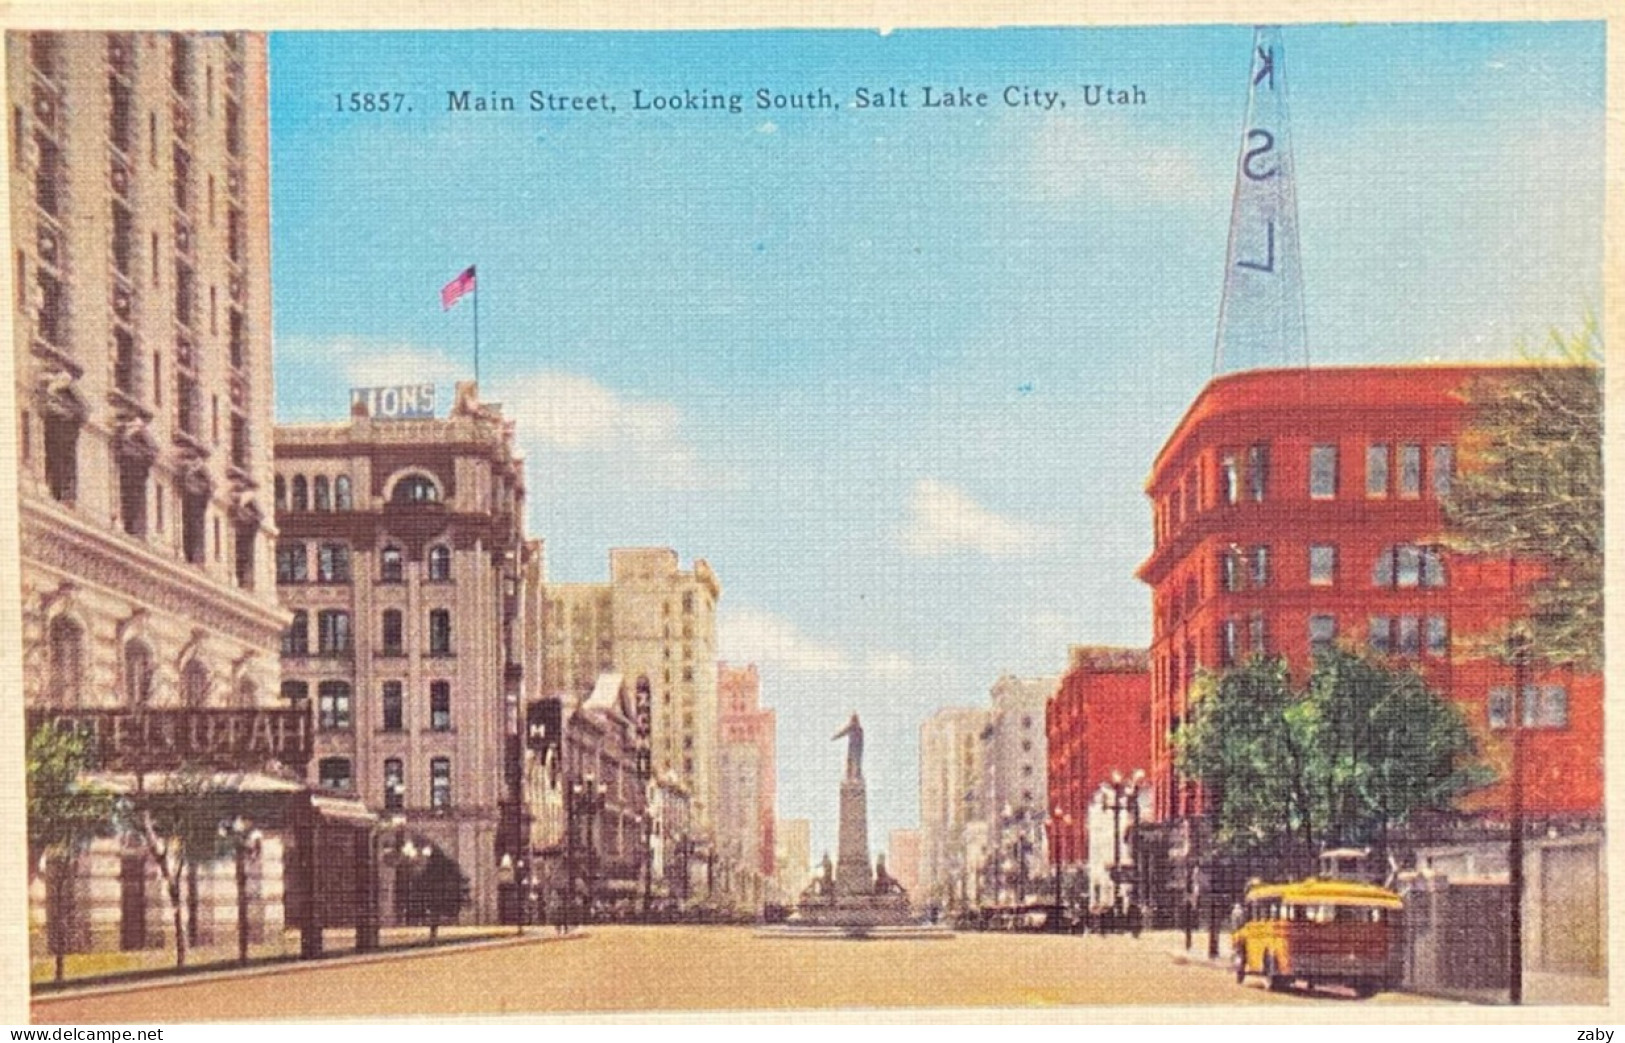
[1212,26,1309,374]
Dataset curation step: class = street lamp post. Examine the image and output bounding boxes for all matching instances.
[399,838,435,942]
[217,816,263,965]
[1100,770,1147,914]
[568,776,606,925]
[1048,806,1071,932]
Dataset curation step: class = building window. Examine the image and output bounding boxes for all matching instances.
[1220,550,1240,593]
[1219,619,1238,666]
[1431,444,1454,498]
[1220,453,1239,505]
[1367,616,1391,656]
[1309,445,1338,499]
[380,545,404,582]
[1250,546,1269,587]
[382,681,404,731]
[291,475,308,511]
[317,542,351,584]
[1365,443,1389,498]
[179,660,210,708]
[282,610,309,656]
[314,476,330,511]
[682,591,695,615]
[317,757,353,792]
[1308,544,1336,587]
[317,681,352,730]
[381,610,404,655]
[392,475,439,505]
[428,610,452,656]
[119,456,149,537]
[430,681,451,731]
[1249,611,1268,656]
[1398,444,1422,499]
[46,616,85,707]
[276,542,307,584]
[181,489,207,566]
[427,544,452,582]
[1425,616,1448,658]
[280,680,309,706]
[1308,615,1336,655]
[317,610,352,656]
[1397,615,1421,657]
[1489,685,1569,730]
[1373,545,1445,589]
[123,640,155,706]
[430,757,451,810]
[43,414,80,504]
[334,476,352,510]
[383,759,404,811]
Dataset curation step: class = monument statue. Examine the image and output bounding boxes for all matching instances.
[779,713,929,936]
[833,713,863,779]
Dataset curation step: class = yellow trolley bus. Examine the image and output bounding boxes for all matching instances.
[1232,878,1402,997]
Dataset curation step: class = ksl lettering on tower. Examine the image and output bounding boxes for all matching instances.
[351,383,437,421]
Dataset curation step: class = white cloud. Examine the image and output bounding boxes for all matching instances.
[1028,117,1215,207]
[280,336,706,489]
[718,608,850,673]
[901,479,1056,558]
[862,651,916,678]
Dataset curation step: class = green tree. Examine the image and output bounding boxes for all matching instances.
[27,725,116,983]
[1177,652,1485,861]
[1175,658,1320,855]
[401,847,469,942]
[1442,317,1602,669]
[1306,650,1487,852]
[120,767,231,969]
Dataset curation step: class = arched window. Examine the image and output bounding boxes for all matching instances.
[334,475,352,510]
[291,475,308,511]
[274,474,287,511]
[427,544,452,582]
[235,678,257,709]
[380,545,404,583]
[313,476,330,511]
[181,659,211,708]
[123,640,155,706]
[391,474,440,505]
[46,615,84,707]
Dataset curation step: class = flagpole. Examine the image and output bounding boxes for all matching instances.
[473,268,481,387]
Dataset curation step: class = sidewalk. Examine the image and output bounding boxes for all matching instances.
[31,925,582,998]
[1151,929,1607,1007]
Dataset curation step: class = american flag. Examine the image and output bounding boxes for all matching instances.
[440,265,476,310]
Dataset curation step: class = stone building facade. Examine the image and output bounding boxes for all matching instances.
[13,30,286,952]
[274,382,531,924]
[717,662,775,880]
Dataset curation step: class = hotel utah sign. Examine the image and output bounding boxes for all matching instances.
[27,708,314,772]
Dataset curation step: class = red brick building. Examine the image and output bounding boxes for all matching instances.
[718,663,776,879]
[1046,647,1151,871]
[1137,365,1602,826]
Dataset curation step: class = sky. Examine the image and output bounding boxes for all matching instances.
[266,23,1605,863]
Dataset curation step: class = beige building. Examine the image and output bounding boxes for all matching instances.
[982,675,1056,901]
[918,706,989,910]
[541,548,721,830]
[13,31,286,951]
[274,382,532,924]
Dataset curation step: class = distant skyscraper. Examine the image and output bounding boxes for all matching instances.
[718,663,776,878]
[776,817,811,898]
[541,549,721,828]
[1213,25,1307,374]
[918,706,989,907]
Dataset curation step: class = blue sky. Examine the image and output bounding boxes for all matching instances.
[267,23,1605,863]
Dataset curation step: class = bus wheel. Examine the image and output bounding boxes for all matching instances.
[1263,953,1288,992]
[1351,982,1379,999]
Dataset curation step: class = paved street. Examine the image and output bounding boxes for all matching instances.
[33,926,1445,1021]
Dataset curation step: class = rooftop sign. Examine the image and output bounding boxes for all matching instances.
[351,383,437,420]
